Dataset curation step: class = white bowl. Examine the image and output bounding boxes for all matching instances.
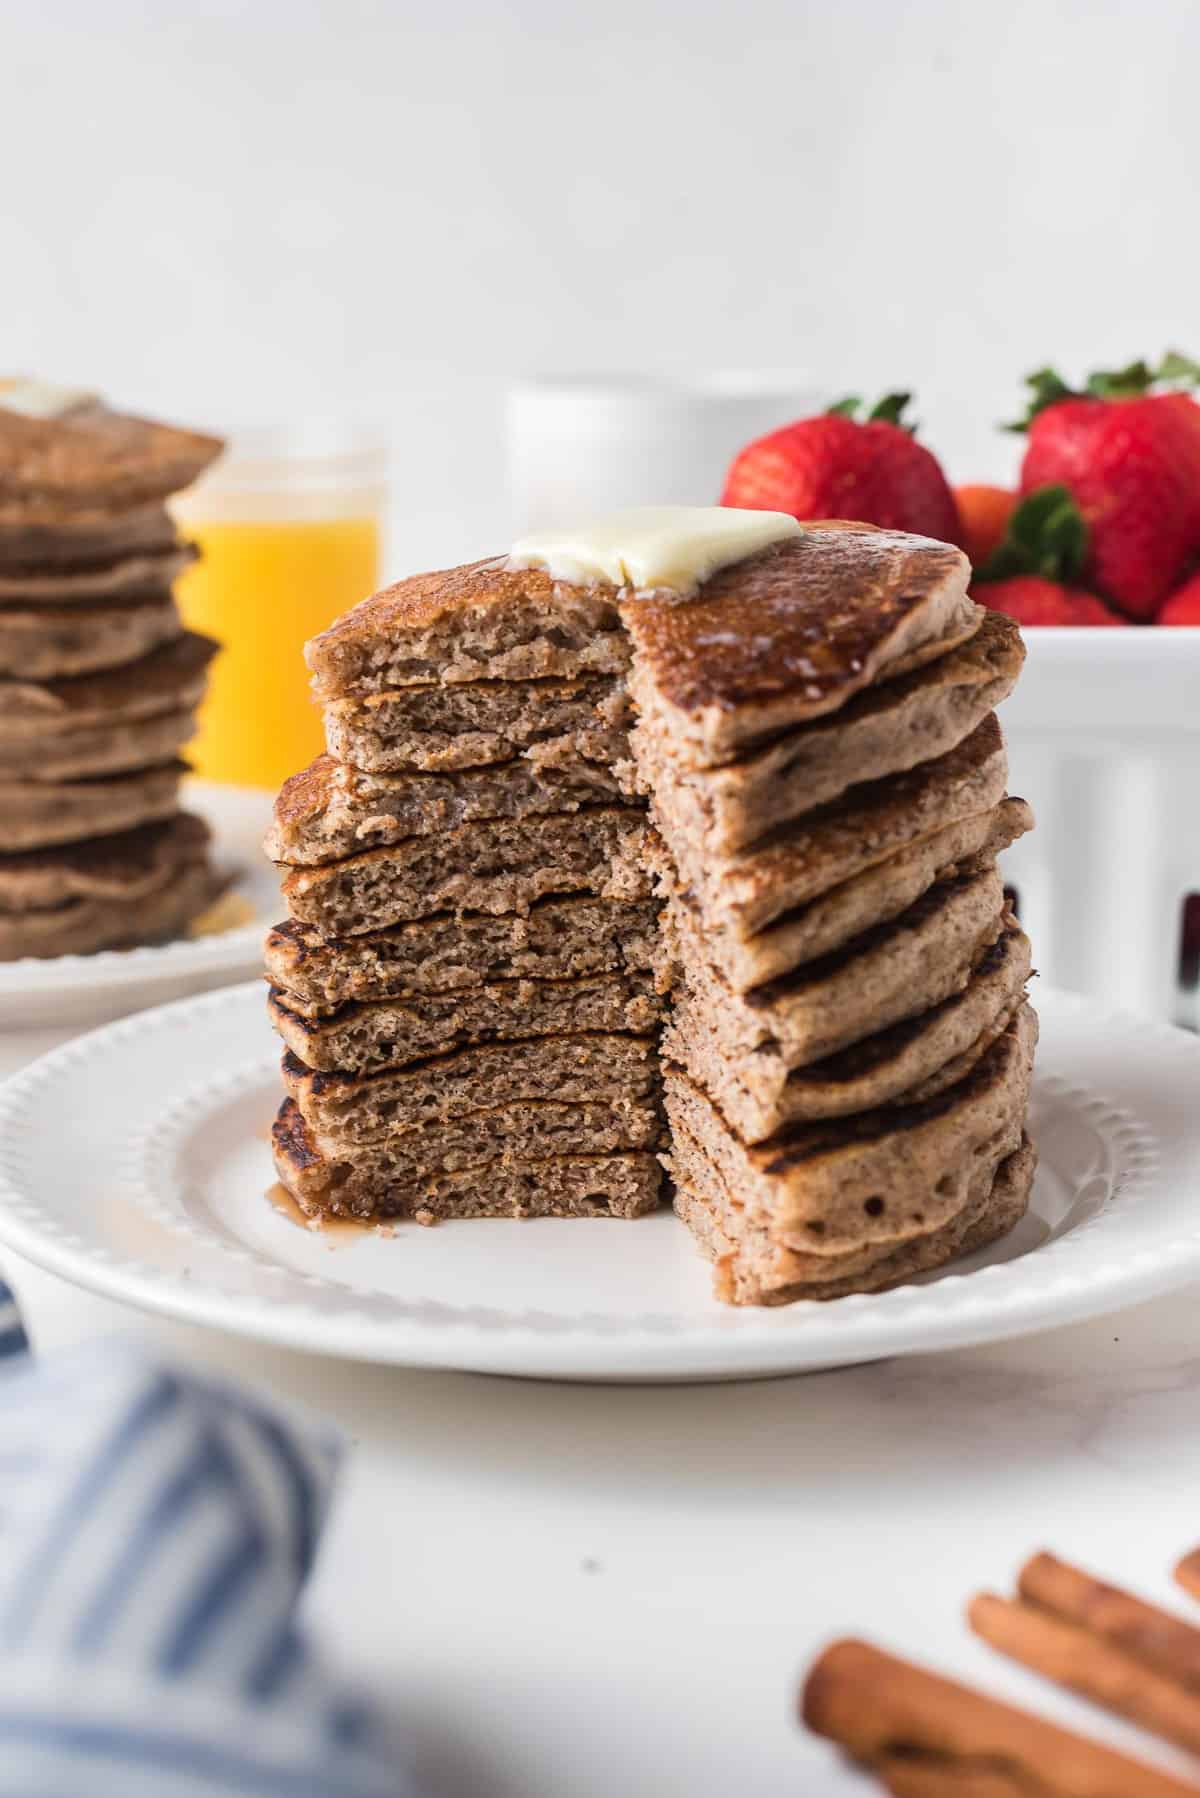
[1003,628,1200,1022]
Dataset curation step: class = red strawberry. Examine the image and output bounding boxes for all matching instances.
[983,575,1126,628]
[721,393,963,545]
[1158,571,1200,624]
[1013,354,1200,618]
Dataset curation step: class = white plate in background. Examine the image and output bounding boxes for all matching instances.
[0,981,1195,1382]
[0,781,277,1029]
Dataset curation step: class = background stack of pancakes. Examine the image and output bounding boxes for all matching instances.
[0,383,224,960]
[265,560,668,1221]
[618,523,1038,1303]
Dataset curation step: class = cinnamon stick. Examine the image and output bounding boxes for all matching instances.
[801,1638,1196,1796]
[1176,1551,1200,1605]
[1019,1553,1200,1691]
[970,1592,1200,1756]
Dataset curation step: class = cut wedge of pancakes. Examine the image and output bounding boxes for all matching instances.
[264,515,1037,1295]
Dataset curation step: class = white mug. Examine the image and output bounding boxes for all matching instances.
[506,372,831,534]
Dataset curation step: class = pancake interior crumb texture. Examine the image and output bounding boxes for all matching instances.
[306,557,629,696]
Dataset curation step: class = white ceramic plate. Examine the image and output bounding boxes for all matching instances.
[0,981,1196,1382]
[0,781,278,1028]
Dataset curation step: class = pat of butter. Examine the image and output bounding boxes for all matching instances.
[0,378,99,420]
[508,505,801,594]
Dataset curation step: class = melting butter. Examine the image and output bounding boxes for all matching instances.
[508,505,801,594]
[0,378,99,419]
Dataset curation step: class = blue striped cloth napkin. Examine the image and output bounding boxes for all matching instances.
[0,1275,419,1796]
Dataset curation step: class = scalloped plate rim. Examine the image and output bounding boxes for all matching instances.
[0,980,1198,1381]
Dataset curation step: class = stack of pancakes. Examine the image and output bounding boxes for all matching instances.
[618,523,1038,1303]
[0,384,224,959]
[264,516,1038,1304]
[265,560,668,1221]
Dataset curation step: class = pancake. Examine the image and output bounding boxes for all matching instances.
[0,859,222,961]
[281,1033,662,1141]
[0,708,197,780]
[0,596,182,679]
[268,969,663,1075]
[674,1135,1036,1305]
[323,673,630,774]
[661,869,1009,1086]
[649,798,1032,993]
[619,521,979,762]
[286,1091,662,1171]
[631,609,1023,856]
[0,811,210,910]
[666,920,1031,1141]
[273,1099,663,1221]
[306,555,630,697]
[0,394,222,524]
[662,1002,1037,1253]
[0,812,218,961]
[658,714,1008,946]
[266,749,624,867]
[0,503,180,572]
[279,806,653,937]
[265,896,661,1015]
[0,761,186,852]
[0,632,217,738]
[0,541,196,602]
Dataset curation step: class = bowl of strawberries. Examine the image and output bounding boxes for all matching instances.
[720,357,1200,1026]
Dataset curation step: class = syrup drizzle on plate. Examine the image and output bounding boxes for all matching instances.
[265,1183,396,1242]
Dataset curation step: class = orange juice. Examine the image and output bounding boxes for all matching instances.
[172,433,387,790]
[176,515,380,789]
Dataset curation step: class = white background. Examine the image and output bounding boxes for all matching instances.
[5,12,1200,1791]
[3,0,1197,568]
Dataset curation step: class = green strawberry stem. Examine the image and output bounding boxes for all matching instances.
[866,392,913,427]
[1002,369,1074,431]
[825,393,916,433]
[1085,359,1158,399]
[1006,350,1200,430]
[973,485,1089,584]
[1159,349,1200,384]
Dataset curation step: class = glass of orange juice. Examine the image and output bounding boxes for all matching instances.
[173,430,387,790]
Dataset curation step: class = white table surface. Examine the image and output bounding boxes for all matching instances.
[3,1021,1200,1795]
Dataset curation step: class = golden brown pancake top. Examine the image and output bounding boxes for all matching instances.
[0,400,223,522]
[620,521,973,745]
[305,554,627,696]
[271,753,337,839]
[314,556,584,641]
